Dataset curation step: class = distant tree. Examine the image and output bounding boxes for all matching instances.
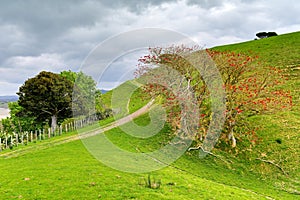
[267,32,278,37]
[17,71,73,130]
[60,70,97,116]
[256,32,278,39]
[256,32,268,39]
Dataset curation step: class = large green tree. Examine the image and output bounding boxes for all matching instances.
[60,70,97,116]
[17,71,73,130]
[60,70,112,120]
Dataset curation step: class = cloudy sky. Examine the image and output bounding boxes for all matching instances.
[0,0,299,95]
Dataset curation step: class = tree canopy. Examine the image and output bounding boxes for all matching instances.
[256,32,278,39]
[17,71,73,130]
[60,70,97,116]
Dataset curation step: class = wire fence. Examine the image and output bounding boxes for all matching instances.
[0,115,98,151]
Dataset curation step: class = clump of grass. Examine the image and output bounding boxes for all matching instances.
[139,174,161,189]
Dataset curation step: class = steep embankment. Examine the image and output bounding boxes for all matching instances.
[211,31,300,193]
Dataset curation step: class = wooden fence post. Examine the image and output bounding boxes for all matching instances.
[26,132,28,145]
[15,133,18,147]
[21,133,24,145]
[0,115,100,150]
[59,125,62,135]
[39,130,42,141]
[10,135,12,147]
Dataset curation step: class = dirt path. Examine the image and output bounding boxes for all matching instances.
[0,99,155,158]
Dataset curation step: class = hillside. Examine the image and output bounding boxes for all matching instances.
[213,31,300,68]
[0,95,18,103]
[0,96,18,109]
[213,31,300,105]
[0,32,299,199]
[213,32,300,177]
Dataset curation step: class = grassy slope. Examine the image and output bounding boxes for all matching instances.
[0,32,299,199]
[0,114,295,199]
[213,32,300,66]
[212,32,300,180]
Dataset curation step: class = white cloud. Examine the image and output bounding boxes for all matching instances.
[5,53,65,69]
[0,81,21,96]
[0,0,299,95]
[0,54,68,87]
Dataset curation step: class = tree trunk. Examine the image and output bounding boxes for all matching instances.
[51,115,57,131]
[228,131,236,148]
[228,121,236,148]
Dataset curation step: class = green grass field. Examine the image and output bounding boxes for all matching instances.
[0,113,298,199]
[0,114,297,199]
[0,32,299,199]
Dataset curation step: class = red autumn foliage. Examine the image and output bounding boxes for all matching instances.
[135,45,292,148]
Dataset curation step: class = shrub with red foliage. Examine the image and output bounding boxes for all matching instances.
[135,46,292,148]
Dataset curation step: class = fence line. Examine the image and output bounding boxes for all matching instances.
[0,115,98,151]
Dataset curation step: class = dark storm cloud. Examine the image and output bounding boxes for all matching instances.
[100,0,175,12]
[0,0,299,95]
[0,0,108,56]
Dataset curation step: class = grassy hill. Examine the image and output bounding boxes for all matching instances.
[0,32,299,199]
[213,31,300,179]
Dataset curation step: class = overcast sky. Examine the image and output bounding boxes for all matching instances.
[0,0,299,95]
